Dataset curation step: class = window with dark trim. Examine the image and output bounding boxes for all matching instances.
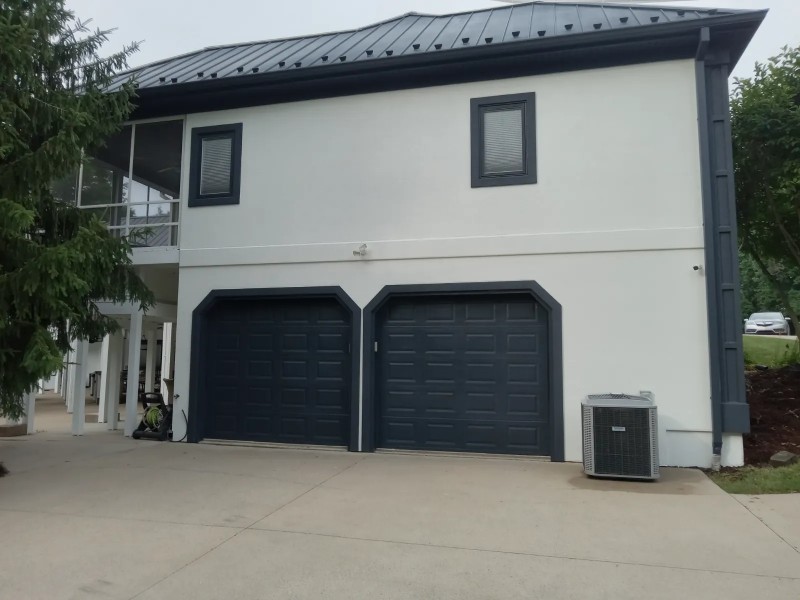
[188,123,243,207]
[470,92,536,188]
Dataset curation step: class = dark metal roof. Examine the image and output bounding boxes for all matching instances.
[111,2,762,93]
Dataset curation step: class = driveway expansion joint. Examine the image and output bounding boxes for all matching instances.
[0,506,246,530]
[124,455,367,600]
[732,496,800,554]
[243,455,366,528]
[249,527,800,582]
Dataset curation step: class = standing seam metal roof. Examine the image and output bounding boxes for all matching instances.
[109,2,756,92]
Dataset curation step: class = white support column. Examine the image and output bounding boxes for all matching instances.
[144,328,157,393]
[97,335,110,421]
[107,332,124,430]
[56,351,67,397]
[97,332,122,429]
[65,348,76,412]
[124,311,143,436]
[160,322,174,403]
[122,330,129,374]
[25,390,36,435]
[70,339,88,436]
[62,353,70,397]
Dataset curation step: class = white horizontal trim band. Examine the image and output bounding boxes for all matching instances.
[666,429,713,434]
[131,246,180,265]
[107,224,179,230]
[177,227,704,268]
[79,200,180,208]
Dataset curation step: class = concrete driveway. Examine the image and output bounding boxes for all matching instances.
[1,429,799,600]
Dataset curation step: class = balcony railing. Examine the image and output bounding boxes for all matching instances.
[53,118,184,248]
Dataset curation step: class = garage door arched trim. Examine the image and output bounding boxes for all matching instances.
[188,286,361,450]
[361,281,563,461]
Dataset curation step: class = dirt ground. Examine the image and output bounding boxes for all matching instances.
[745,365,800,464]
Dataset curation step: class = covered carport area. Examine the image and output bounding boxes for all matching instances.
[69,299,178,437]
[27,293,178,438]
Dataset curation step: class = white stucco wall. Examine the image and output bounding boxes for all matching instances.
[178,59,704,254]
[165,59,740,467]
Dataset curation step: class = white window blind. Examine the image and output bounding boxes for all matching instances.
[482,106,524,176]
[199,136,233,195]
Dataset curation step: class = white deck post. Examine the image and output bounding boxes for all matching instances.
[70,339,88,435]
[107,332,124,430]
[65,348,76,412]
[144,328,157,393]
[57,350,68,397]
[122,330,129,374]
[96,335,110,422]
[160,322,174,403]
[124,311,143,436]
[25,389,36,435]
[98,333,125,424]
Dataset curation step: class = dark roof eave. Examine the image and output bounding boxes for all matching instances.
[130,10,766,118]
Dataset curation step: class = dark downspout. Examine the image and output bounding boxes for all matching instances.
[696,26,750,469]
[695,27,724,467]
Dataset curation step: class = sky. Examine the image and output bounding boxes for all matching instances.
[65,0,798,79]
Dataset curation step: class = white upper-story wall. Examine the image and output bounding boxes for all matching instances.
[175,59,702,254]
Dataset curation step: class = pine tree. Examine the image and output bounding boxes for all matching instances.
[0,1,154,419]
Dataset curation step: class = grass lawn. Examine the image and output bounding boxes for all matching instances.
[743,335,800,367]
[709,462,800,494]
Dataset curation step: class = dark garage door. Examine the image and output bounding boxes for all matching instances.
[376,293,549,455]
[203,297,351,445]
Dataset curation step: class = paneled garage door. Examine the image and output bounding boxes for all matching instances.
[203,297,352,445]
[376,293,549,455]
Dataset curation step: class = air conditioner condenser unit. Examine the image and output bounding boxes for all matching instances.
[582,393,659,480]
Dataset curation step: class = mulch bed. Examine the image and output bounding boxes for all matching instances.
[745,364,800,465]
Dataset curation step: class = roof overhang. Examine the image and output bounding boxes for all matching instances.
[129,10,766,120]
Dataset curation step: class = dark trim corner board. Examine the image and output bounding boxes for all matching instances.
[187,286,362,450]
[696,28,750,455]
[360,281,564,461]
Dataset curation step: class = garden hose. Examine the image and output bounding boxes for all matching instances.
[143,406,163,430]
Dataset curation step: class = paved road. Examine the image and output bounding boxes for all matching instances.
[1,415,798,599]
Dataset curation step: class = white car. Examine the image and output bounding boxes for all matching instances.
[743,312,790,335]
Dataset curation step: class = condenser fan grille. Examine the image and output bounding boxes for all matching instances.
[592,407,652,477]
[582,394,659,480]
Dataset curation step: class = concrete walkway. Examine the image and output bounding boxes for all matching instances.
[1,428,798,599]
[28,391,139,432]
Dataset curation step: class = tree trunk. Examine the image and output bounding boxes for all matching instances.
[764,185,800,268]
